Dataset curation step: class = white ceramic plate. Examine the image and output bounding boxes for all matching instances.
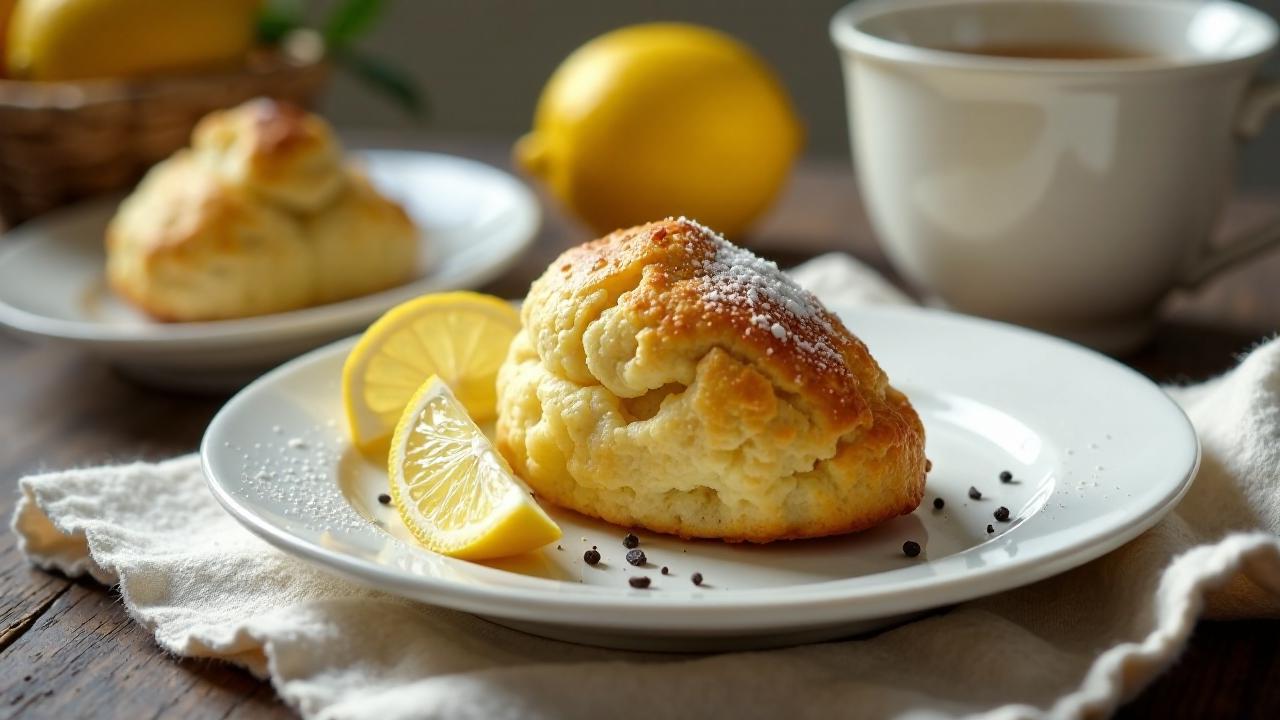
[201,305,1198,651]
[0,150,539,390]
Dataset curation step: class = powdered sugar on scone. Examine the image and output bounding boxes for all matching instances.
[676,216,845,373]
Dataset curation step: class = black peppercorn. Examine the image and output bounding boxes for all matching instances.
[968,486,982,500]
[902,540,921,558]
[377,493,391,505]
[691,572,704,586]
[999,470,1013,483]
[629,576,651,589]
[626,549,646,567]
[623,533,640,549]
[583,549,601,566]
[932,497,945,510]
[994,506,1011,522]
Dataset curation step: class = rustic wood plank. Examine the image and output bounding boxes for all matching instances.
[0,336,77,672]
[0,576,282,720]
[1118,619,1280,720]
[0,557,68,657]
[222,682,292,720]
[0,334,278,718]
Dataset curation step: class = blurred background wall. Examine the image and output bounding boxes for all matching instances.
[321,0,1280,189]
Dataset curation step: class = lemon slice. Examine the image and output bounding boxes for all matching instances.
[343,292,521,454]
[389,375,561,559]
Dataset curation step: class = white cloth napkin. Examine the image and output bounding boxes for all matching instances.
[12,253,1280,720]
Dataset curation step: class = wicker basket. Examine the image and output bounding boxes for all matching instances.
[0,53,330,226]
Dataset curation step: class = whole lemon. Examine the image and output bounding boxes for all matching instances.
[6,0,260,81]
[516,23,802,238]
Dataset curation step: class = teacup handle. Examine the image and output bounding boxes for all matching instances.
[1181,78,1280,287]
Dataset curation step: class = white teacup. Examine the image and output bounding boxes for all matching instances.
[831,0,1280,350]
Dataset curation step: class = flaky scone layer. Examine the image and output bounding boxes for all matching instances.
[496,218,925,542]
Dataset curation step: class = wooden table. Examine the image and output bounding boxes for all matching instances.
[2,139,1278,719]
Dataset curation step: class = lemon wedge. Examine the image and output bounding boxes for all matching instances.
[342,292,521,455]
[389,375,561,559]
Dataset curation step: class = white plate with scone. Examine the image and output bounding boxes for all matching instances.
[0,101,539,390]
[201,220,1198,652]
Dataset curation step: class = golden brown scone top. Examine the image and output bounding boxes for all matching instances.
[191,98,346,211]
[524,217,888,436]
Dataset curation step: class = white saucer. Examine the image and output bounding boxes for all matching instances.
[200,305,1198,651]
[0,150,539,390]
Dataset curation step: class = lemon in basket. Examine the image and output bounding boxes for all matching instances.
[0,0,16,75]
[6,0,259,81]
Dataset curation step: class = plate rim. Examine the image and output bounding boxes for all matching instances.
[0,149,540,350]
[200,305,1200,630]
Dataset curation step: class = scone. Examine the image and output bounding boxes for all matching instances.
[106,98,418,321]
[105,152,315,321]
[496,217,925,542]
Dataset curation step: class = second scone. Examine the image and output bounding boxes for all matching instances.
[106,99,419,322]
[496,217,925,542]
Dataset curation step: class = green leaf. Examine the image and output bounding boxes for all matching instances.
[324,0,388,50]
[257,0,306,44]
[337,49,427,120]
